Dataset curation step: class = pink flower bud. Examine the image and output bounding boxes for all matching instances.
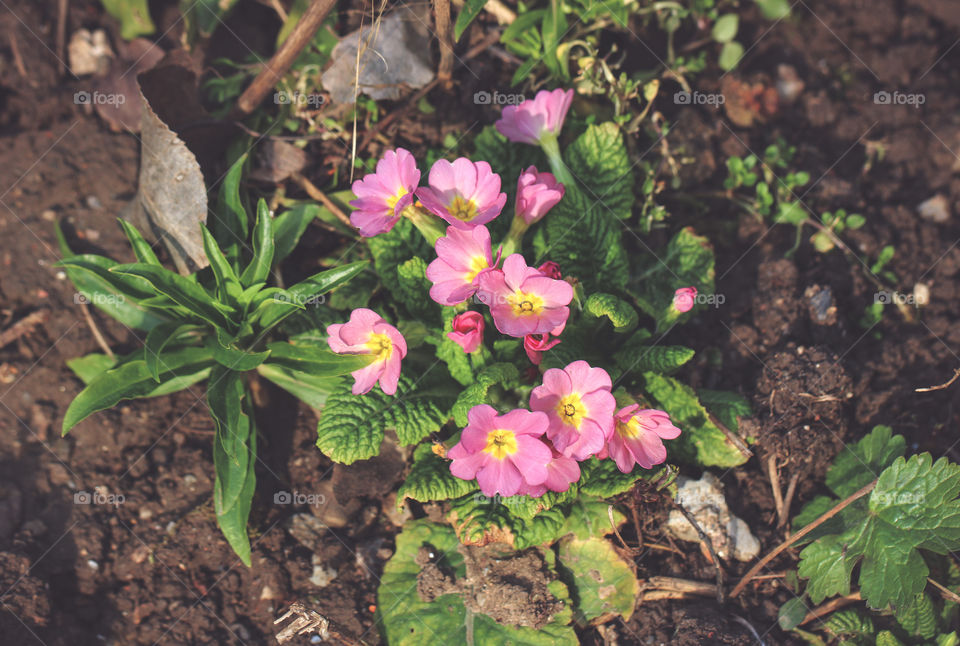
[447,311,485,353]
[524,333,561,365]
[673,287,697,313]
[537,261,562,280]
[516,166,564,225]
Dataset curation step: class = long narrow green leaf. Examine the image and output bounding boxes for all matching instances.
[200,223,243,306]
[63,346,214,434]
[273,204,316,263]
[214,424,256,567]
[265,341,372,377]
[256,363,339,409]
[117,219,162,265]
[454,0,487,40]
[111,263,236,331]
[209,330,271,371]
[240,199,274,286]
[256,261,368,330]
[144,321,197,382]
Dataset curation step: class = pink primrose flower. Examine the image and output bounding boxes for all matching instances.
[415,158,507,229]
[425,225,496,306]
[673,286,697,313]
[516,166,564,225]
[523,333,561,365]
[475,254,573,337]
[603,405,681,472]
[326,308,407,395]
[495,88,574,145]
[448,311,485,353]
[349,148,420,237]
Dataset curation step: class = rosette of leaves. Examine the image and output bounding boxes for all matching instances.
[57,162,367,565]
[778,426,960,644]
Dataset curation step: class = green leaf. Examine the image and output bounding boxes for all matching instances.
[264,341,372,376]
[208,331,271,371]
[316,375,451,464]
[557,536,639,623]
[447,493,567,549]
[718,40,745,71]
[451,363,519,427]
[66,353,117,384]
[100,0,155,39]
[876,632,908,646]
[367,219,435,302]
[214,153,249,261]
[144,321,196,382]
[396,256,439,320]
[181,0,240,39]
[822,608,874,640]
[578,457,650,498]
[584,293,638,332]
[895,592,938,639]
[63,346,214,434]
[616,343,694,376]
[712,14,739,43]
[566,123,634,221]
[698,389,752,431]
[798,534,857,604]
[755,0,791,19]
[117,219,161,266]
[778,597,808,631]
[826,425,905,498]
[273,203,316,263]
[559,499,625,540]
[200,224,243,306]
[240,199,275,286]
[256,363,339,409]
[257,261,368,331]
[111,263,235,330]
[429,307,482,386]
[398,444,476,505]
[871,454,960,548]
[454,0,487,40]
[643,373,748,468]
[377,520,577,646]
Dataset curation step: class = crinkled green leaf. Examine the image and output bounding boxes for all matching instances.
[798,533,858,604]
[377,520,577,646]
[559,499,625,541]
[447,493,567,549]
[398,444,476,505]
[367,219,434,301]
[616,343,694,376]
[396,256,439,320]
[584,293,638,332]
[578,457,655,498]
[895,592,938,639]
[317,375,451,464]
[643,373,748,467]
[557,536,638,624]
[822,608,874,640]
[428,307,484,386]
[565,122,634,221]
[827,425,905,498]
[451,363,520,427]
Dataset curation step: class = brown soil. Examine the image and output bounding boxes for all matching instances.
[0,0,958,644]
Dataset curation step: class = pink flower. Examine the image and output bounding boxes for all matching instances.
[530,360,616,460]
[349,148,420,237]
[673,287,697,313]
[524,333,561,365]
[476,254,573,337]
[447,405,552,497]
[415,158,507,229]
[518,449,580,497]
[516,166,564,225]
[604,405,681,472]
[495,88,574,145]
[326,308,407,395]
[425,225,497,306]
[537,261,562,280]
[448,311,484,353]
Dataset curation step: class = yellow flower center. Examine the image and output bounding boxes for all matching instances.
[463,254,490,283]
[483,429,518,460]
[508,290,544,316]
[616,417,643,439]
[366,332,393,361]
[386,187,408,212]
[556,394,586,429]
[449,196,479,221]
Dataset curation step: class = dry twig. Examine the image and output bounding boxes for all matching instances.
[0,310,49,350]
[916,368,960,393]
[799,592,861,626]
[289,171,353,227]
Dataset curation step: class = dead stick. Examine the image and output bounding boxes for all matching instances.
[916,368,960,393]
[289,172,353,227]
[0,310,49,349]
[433,0,455,86]
[928,577,960,605]
[670,497,724,603]
[233,0,337,117]
[767,454,785,526]
[80,303,115,358]
[707,411,752,458]
[731,480,877,598]
[780,471,801,529]
[799,592,861,626]
[57,0,69,77]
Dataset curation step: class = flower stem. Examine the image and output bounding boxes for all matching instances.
[539,134,577,187]
[402,205,445,246]
[498,215,529,258]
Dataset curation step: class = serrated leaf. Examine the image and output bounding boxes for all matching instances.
[559,499,625,540]
[827,425,905,498]
[565,122,633,221]
[316,375,451,464]
[447,493,567,550]
[698,389,752,431]
[798,534,857,604]
[396,256,439,320]
[895,592,938,639]
[584,293,638,332]
[398,444,476,504]
[377,520,577,646]
[557,536,638,624]
[643,373,748,467]
[367,218,435,301]
[616,343,694,376]
[578,457,648,498]
[451,363,519,427]
[428,307,482,386]
[823,608,874,639]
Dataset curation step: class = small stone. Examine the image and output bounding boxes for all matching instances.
[918,194,950,223]
[86,195,103,210]
[138,508,153,521]
[913,283,930,307]
[41,210,56,221]
[309,554,338,588]
[87,559,99,570]
[182,474,197,487]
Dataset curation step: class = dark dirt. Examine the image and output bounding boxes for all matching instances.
[1,0,959,644]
